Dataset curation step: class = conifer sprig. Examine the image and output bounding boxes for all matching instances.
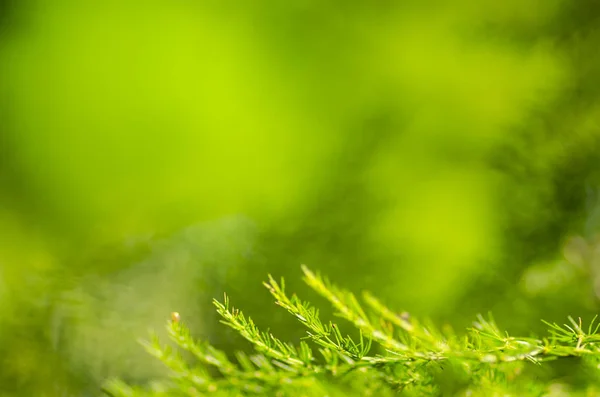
[104,266,600,397]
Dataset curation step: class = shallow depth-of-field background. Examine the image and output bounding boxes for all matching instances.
[1,0,600,395]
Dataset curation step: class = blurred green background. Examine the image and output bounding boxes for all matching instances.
[1,0,600,395]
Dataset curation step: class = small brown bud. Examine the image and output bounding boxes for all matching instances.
[171,312,181,323]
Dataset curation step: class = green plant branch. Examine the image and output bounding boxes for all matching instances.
[104,266,600,397]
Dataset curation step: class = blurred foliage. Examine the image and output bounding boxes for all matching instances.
[0,0,599,395]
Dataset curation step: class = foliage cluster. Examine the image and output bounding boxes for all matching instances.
[105,267,600,396]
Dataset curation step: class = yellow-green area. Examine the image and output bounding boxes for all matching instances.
[1,0,599,395]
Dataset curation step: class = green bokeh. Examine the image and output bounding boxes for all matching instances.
[1,0,599,395]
